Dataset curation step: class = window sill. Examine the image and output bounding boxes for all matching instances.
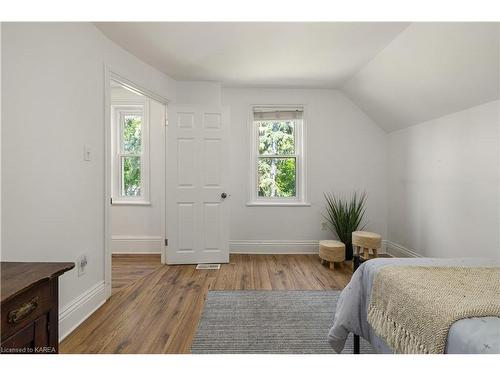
[111,200,151,206]
[246,201,311,207]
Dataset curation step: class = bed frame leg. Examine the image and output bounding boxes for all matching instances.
[351,255,361,354]
[353,334,360,354]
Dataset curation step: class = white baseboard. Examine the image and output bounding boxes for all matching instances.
[230,240,319,254]
[229,239,404,256]
[111,235,162,254]
[112,252,162,255]
[58,281,107,342]
[385,241,422,258]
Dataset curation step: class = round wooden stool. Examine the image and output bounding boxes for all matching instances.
[352,231,382,258]
[319,240,345,269]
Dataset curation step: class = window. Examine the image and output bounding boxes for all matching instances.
[249,106,308,206]
[111,104,150,204]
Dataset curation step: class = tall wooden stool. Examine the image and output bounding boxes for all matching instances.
[319,240,345,269]
[352,231,382,258]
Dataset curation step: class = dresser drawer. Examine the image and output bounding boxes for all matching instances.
[1,281,52,340]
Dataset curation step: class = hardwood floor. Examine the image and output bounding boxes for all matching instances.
[60,254,352,354]
[111,254,162,295]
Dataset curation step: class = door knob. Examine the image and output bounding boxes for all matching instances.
[221,192,228,199]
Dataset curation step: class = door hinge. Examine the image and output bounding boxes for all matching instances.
[164,239,168,246]
[110,197,113,205]
[165,118,169,126]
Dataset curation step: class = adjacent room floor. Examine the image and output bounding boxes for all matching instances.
[111,254,162,295]
[60,254,352,354]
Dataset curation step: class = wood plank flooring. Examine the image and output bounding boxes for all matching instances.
[111,254,162,295]
[60,254,352,354]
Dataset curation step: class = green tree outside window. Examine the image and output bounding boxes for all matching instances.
[121,115,142,197]
[257,120,297,198]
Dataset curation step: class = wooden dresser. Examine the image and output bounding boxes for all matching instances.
[1,262,74,354]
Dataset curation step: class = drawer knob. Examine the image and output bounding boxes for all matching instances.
[8,297,39,324]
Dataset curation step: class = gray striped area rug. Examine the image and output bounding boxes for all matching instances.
[191,290,374,354]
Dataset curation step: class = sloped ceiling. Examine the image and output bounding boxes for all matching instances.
[95,22,408,88]
[96,22,499,132]
[342,23,500,131]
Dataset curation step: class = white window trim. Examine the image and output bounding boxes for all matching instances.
[111,101,151,205]
[247,105,309,207]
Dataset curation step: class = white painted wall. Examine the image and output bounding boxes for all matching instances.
[1,23,175,340]
[110,87,165,254]
[498,26,500,263]
[222,88,388,253]
[175,81,221,105]
[387,101,499,260]
[0,23,2,258]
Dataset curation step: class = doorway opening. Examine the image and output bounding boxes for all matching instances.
[105,72,168,297]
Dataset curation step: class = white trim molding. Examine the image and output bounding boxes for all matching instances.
[58,281,107,341]
[111,235,163,254]
[230,240,319,254]
[246,202,311,207]
[385,241,422,258]
[230,239,397,256]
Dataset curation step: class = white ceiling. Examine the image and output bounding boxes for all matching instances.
[95,22,409,88]
[96,22,499,131]
[342,22,500,131]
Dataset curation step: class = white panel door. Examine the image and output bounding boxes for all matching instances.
[166,106,230,264]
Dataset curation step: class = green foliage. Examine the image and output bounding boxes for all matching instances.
[121,115,142,197]
[122,157,141,196]
[258,120,294,155]
[276,158,296,196]
[323,191,367,246]
[258,158,296,197]
[122,115,142,153]
[257,120,296,197]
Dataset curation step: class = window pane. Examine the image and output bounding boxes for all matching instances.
[121,156,141,197]
[258,157,296,198]
[122,115,142,153]
[257,120,295,155]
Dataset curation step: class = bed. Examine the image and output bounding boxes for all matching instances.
[328,257,500,354]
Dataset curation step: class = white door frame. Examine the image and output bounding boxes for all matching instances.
[103,65,169,298]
